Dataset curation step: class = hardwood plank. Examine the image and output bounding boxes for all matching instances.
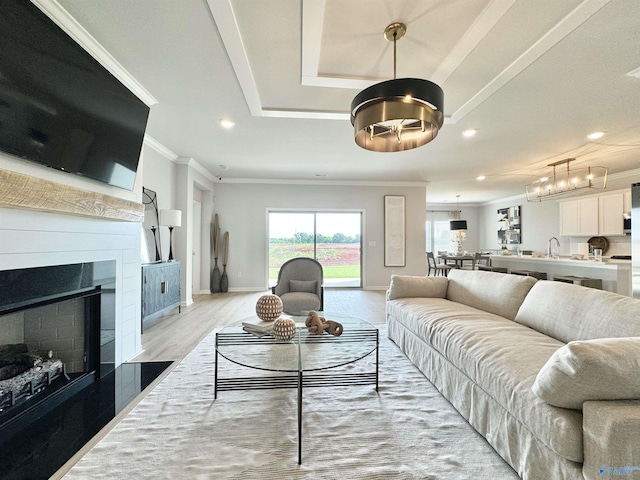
[133,289,387,362]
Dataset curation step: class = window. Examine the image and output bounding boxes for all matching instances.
[268,211,362,287]
[426,211,455,254]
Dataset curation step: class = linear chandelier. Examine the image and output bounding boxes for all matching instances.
[350,22,444,152]
[525,158,608,202]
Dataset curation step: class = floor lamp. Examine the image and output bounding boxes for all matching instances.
[159,209,182,262]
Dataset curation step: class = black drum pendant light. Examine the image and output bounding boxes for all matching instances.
[350,22,444,152]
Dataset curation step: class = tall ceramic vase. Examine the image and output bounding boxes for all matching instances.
[220,231,229,293]
[220,265,228,293]
[211,258,221,293]
[210,214,221,293]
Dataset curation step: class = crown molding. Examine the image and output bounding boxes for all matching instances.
[175,157,219,183]
[215,177,429,188]
[144,135,179,161]
[31,0,158,107]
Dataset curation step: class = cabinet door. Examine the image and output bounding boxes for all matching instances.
[560,200,579,236]
[142,266,164,317]
[599,193,624,235]
[163,262,181,308]
[578,197,599,236]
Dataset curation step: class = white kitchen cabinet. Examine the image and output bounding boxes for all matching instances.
[599,193,624,236]
[559,197,598,236]
[559,200,579,236]
[579,197,599,235]
[560,190,630,237]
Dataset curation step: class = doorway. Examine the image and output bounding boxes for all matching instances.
[268,211,362,287]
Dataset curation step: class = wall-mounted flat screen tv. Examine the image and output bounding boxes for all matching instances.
[0,0,150,191]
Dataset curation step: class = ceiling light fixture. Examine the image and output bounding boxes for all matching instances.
[449,195,467,231]
[476,175,486,181]
[220,119,235,129]
[350,22,444,152]
[525,158,608,202]
[463,129,477,138]
[450,195,467,255]
[587,131,604,141]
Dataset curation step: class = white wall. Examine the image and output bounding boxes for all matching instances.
[479,198,559,253]
[139,144,178,262]
[212,183,427,290]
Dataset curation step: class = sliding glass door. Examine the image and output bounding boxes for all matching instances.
[268,211,362,287]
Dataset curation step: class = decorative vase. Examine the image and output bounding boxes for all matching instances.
[272,317,297,341]
[255,294,283,322]
[220,265,228,293]
[211,258,221,293]
[211,214,221,293]
[220,231,229,293]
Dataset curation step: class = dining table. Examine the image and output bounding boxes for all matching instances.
[438,254,475,269]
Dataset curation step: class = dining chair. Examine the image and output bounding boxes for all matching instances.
[427,252,453,276]
[437,251,456,267]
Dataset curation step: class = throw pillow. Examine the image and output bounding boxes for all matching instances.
[387,275,448,301]
[289,280,317,294]
[532,337,640,410]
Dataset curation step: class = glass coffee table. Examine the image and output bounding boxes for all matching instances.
[214,312,379,464]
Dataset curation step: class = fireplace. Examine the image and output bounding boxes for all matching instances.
[0,261,115,440]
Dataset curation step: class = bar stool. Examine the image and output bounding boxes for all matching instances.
[511,270,547,280]
[474,253,508,273]
[553,275,602,289]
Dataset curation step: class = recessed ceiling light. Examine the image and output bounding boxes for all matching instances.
[587,131,604,141]
[476,175,486,181]
[462,129,477,138]
[626,66,640,78]
[219,119,235,129]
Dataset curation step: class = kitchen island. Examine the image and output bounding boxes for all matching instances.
[488,255,631,296]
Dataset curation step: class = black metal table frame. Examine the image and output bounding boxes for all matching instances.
[214,327,379,464]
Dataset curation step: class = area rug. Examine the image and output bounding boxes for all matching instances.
[62,327,519,479]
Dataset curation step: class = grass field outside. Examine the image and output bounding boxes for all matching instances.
[269,243,360,282]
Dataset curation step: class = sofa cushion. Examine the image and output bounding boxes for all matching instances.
[387,275,448,300]
[514,281,640,343]
[446,269,537,320]
[532,337,640,410]
[289,279,317,293]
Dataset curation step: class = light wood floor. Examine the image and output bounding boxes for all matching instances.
[132,288,387,362]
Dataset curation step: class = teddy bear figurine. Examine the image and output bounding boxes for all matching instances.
[305,310,343,336]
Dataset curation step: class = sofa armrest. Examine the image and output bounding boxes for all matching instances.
[387,275,448,300]
[583,400,640,480]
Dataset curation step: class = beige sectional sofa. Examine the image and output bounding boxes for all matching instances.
[386,269,640,480]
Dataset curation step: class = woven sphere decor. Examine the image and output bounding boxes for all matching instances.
[272,317,297,342]
[255,294,283,322]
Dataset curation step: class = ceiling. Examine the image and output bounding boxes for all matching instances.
[57,0,640,203]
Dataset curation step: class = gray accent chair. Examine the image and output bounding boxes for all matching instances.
[271,257,324,314]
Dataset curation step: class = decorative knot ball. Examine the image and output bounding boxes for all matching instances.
[272,317,297,341]
[255,294,283,322]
